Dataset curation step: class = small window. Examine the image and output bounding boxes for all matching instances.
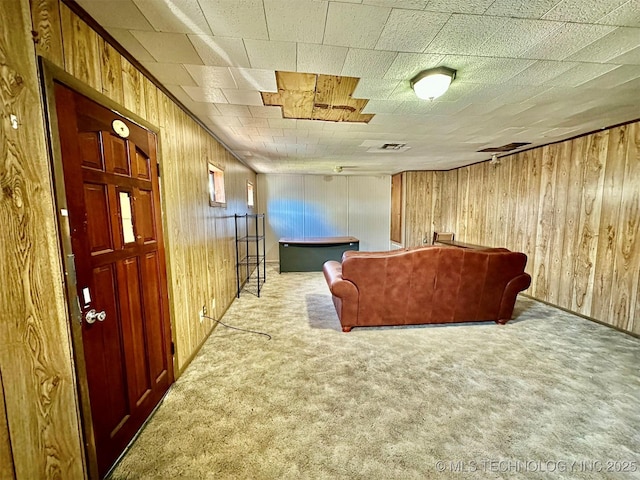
[247,181,255,208]
[208,163,226,207]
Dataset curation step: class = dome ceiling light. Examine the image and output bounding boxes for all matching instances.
[410,67,457,100]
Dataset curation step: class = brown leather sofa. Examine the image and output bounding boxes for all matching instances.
[322,246,531,332]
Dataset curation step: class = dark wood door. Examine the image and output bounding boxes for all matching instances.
[54,83,173,477]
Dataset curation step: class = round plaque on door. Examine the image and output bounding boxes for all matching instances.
[112,119,130,138]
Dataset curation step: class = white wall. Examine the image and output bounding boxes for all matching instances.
[257,174,391,261]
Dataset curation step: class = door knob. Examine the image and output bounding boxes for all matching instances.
[85,309,106,324]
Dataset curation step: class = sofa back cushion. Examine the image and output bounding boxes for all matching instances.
[340,246,528,326]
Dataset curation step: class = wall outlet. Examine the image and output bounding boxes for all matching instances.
[199,305,207,323]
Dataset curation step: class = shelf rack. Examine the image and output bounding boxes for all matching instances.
[234,213,266,297]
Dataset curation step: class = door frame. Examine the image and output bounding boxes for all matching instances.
[38,58,176,479]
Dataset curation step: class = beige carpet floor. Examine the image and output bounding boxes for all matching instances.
[109,265,640,480]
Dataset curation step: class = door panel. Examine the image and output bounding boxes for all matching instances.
[141,252,167,383]
[137,189,156,242]
[134,148,150,180]
[84,183,113,253]
[104,135,130,176]
[54,82,173,478]
[79,132,103,170]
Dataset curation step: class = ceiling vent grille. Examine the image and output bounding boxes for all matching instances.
[478,142,531,153]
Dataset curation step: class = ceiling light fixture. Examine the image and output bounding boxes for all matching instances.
[410,67,457,100]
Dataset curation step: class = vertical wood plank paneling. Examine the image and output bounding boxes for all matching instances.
[348,176,391,252]
[524,149,541,276]
[456,167,469,242]
[441,170,458,232]
[30,0,64,65]
[546,141,572,305]
[401,122,639,334]
[1,1,85,477]
[0,368,15,480]
[121,57,146,120]
[99,39,124,104]
[431,170,443,236]
[532,144,559,298]
[572,131,608,315]
[494,159,512,248]
[557,136,587,309]
[143,76,159,127]
[59,3,101,91]
[390,173,402,243]
[591,126,627,322]
[612,123,640,332]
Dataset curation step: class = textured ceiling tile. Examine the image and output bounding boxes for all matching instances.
[269,118,300,128]
[75,0,154,30]
[133,0,211,34]
[216,104,253,117]
[569,27,640,62]
[519,23,616,61]
[425,14,510,55]
[239,116,271,127]
[387,81,418,101]
[484,0,562,19]
[596,0,640,27]
[130,31,203,63]
[141,62,197,85]
[199,0,268,39]
[264,0,328,43]
[229,68,277,92]
[341,48,398,77]
[424,0,495,14]
[363,0,428,9]
[106,28,156,62]
[546,63,621,87]
[438,55,535,84]
[542,0,629,22]
[187,103,223,118]
[360,99,402,113]
[188,35,251,67]
[352,78,401,99]
[222,89,265,106]
[608,45,640,65]
[182,85,229,103]
[578,64,640,88]
[244,39,297,70]
[475,19,565,57]
[510,60,580,86]
[375,9,450,52]
[323,3,391,49]
[383,53,444,79]
[249,106,285,118]
[297,43,349,75]
[183,65,237,87]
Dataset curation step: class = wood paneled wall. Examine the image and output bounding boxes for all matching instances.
[1,1,85,478]
[31,0,256,373]
[0,0,255,477]
[403,121,640,334]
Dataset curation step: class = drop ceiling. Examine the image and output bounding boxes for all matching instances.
[75,0,640,175]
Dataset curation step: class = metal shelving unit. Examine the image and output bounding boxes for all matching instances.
[234,213,266,297]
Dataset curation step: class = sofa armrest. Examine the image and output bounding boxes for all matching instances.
[323,261,359,330]
[497,273,532,324]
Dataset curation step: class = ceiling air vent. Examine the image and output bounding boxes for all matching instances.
[478,142,531,153]
[381,143,407,150]
[360,140,411,153]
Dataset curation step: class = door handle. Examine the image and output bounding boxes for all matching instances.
[85,309,106,324]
